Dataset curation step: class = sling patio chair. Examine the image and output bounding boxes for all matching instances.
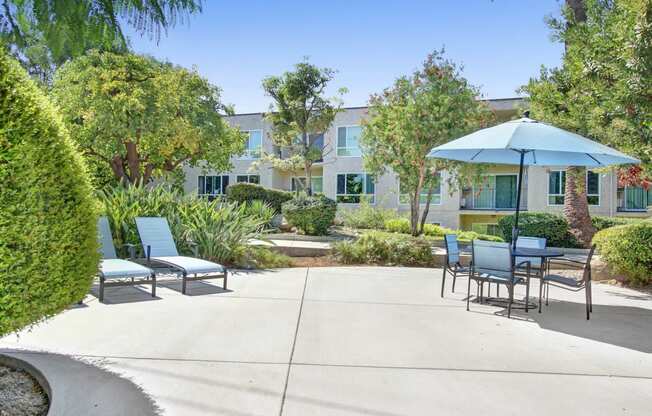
[97,217,156,303]
[540,245,596,320]
[135,217,227,295]
[441,234,470,297]
[468,240,532,318]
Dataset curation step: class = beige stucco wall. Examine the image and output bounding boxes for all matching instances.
[181,102,635,230]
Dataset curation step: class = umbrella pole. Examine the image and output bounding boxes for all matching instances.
[512,151,525,249]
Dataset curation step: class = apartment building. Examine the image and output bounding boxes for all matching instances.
[182,98,651,233]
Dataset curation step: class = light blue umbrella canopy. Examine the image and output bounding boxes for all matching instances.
[428,118,639,167]
[428,117,639,247]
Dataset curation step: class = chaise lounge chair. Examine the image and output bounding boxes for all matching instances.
[97,217,156,303]
[135,217,227,295]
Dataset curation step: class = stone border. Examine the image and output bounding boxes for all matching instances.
[0,353,51,413]
[1,350,161,416]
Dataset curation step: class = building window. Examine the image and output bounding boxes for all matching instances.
[586,171,600,206]
[399,173,442,205]
[337,126,362,157]
[619,186,651,211]
[474,175,518,209]
[236,175,260,184]
[548,170,600,206]
[239,130,262,160]
[198,175,229,198]
[336,173,375,203]
[291,176,323,193]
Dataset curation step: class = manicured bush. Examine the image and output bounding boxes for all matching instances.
[384,218,411,234]
[593,222,652,285]
[0,49,99,336]
[226,183,292,213]
[340,198,401,229]
[333,231,434,266]
[99,185,269,266]
[498,213,579,248]
[591,216,640,232]
[282,194,337,235]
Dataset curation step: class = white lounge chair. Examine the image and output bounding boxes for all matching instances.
[135,217,227,295]
[98,217,156,302]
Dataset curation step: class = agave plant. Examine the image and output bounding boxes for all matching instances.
[98,184,268,264]
[242,200,276,229]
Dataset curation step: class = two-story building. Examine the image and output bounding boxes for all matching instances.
[182,98,651,234]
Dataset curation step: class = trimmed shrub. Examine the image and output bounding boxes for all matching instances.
[226,183,292,213]
[282,194,337,235]
[339,198,401,229]
[384,218,411,234]
[593,222,652,285]
[497,213,579,248]
[333,231,434,266]
[591,216,640,232]
[0,49,99,336]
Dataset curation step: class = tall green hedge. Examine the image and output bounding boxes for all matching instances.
[0,48,99,336]
[226,183,292,213]
[593,222,652,286]
[497,212,580,248]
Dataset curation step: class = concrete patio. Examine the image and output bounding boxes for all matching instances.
[2,267,652,415]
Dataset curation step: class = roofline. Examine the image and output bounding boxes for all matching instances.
[228,97,526,117]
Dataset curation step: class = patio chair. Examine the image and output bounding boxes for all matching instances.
[468,240,531,318]
[539,245,596,320]
[135,217,227,295]
[441,234,469,297]
[515,236,547,278]
[97,217,156,303]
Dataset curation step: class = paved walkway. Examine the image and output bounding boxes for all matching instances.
[2,267,652,415]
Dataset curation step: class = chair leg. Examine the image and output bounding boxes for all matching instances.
[496,284,500,298]
[507,284,514,318]
[151,273,156,298]
[441,268,447,298]
[223,269,228,290]
[182,271,188,295]
[487,282,491,298]
[538,279,543,313]
[525,277,530,313]
[588,281,593,313]
[545,283,550,306]
[466,275,472,311]
[480,282,484,304]
[585,286,590,320]
[99,277,105,303]
[452,271,457,293]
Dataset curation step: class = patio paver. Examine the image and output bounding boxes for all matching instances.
[1,266,651,415]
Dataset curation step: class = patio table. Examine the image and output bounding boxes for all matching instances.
[481,247,565,310]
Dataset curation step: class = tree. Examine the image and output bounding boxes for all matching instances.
[261,60,346,195]
[362,51,493,236]
[523,0,651,246]
[0,0,201,83]
[51,50,244,185]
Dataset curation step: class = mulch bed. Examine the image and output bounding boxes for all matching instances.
[0,365,48,416]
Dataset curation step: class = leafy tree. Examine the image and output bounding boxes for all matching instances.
[523,0,650,246]
[51,50,244,185]
[260,60,346,195]
[362,51,493,236]
[1,0,201,83]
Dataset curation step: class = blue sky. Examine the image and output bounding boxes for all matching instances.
[127,0,564,114]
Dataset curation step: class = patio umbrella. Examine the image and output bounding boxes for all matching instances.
[428,116,639,246]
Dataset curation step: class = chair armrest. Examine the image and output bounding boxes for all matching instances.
[515,260,531,269]
[122,243,137,259]
[548,257,585,269]
[187,241,199,257]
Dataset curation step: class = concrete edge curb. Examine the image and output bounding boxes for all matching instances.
[0,353,52,413]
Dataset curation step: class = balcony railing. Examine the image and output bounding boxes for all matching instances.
[460,187,528,211]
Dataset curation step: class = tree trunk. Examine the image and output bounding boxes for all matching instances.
[564,167,596,247]
[419,181,436,233]
[410,167,426,236]
[110,155,129,184]
[125,141,141,184]
[302,131,313,196]
[563,0,594,246]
